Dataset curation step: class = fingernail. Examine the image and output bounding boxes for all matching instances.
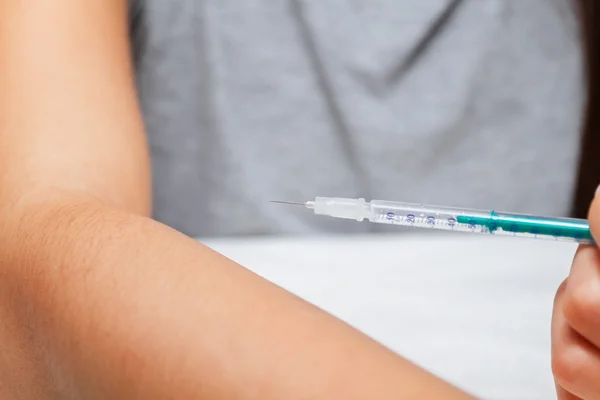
[596,184,600,198]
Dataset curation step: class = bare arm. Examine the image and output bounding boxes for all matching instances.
[0,1,473,399]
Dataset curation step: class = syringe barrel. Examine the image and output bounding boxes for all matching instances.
[368,200,491,233]
[369,200,594,244]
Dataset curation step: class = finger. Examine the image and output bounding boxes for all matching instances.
[556,385,583,400]
[562,246,600,349]
[553,280,582,400]
[588,189,600,241]
[552,279,600,399]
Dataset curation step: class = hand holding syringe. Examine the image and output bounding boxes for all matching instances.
[272,197,595,245]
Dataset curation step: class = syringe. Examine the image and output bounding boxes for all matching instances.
[271,197,595,245]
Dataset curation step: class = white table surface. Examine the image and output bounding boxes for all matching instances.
[202,233,577,400]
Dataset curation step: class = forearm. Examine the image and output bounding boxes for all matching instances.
[0,197,473,399]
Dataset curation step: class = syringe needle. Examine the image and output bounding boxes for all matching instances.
[270,200,305,206]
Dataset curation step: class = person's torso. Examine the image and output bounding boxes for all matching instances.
[130,0,584,237]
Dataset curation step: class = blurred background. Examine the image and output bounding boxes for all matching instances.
[128,0,586,239]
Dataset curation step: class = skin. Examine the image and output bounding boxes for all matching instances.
[552,191,600,400]
[0,1,474,399]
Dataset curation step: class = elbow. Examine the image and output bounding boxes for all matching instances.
[0,186,149,272]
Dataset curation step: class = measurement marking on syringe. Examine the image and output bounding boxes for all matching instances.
[381,212,473,231]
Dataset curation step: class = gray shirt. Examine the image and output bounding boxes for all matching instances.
[130,0,584,237]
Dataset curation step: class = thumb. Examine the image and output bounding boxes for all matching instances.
[588,185,600,241]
